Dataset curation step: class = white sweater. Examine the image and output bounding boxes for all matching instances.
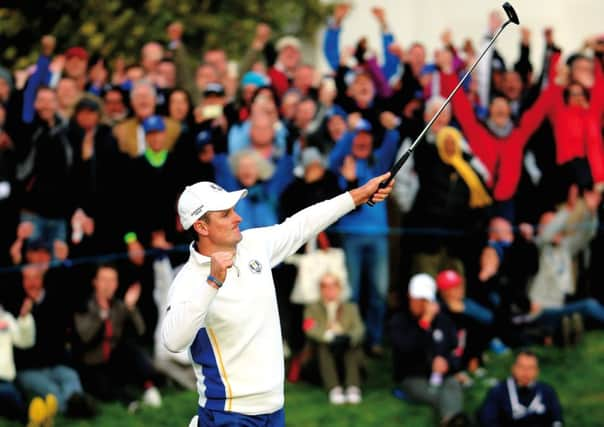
[162,192,355,415]
[0,308,35,381]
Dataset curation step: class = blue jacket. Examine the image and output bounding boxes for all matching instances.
[213,153,294,231]
[479,378,563,427]
[328,129,399,235]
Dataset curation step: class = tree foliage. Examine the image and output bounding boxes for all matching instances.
[0,0,329,69]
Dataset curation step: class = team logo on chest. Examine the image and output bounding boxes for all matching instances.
[248,259,262,273]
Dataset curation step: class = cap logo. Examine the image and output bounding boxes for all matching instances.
[191,205,204,216]
[209,183,225,192]
[433,329,444,342]
[248,260,262,273]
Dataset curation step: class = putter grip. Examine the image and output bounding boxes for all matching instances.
[366,150,412,206]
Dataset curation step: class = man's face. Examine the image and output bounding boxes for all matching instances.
[126,66,145,82]
[169,90,190,122]
[236,155,260,187]
[512,354,539,387]
[93,267,119,302]
[250,116,275,147]
[146,130,166,152]
[502,71,523,101]
[352,131,373,159]
[196,65,219,91]
[294,99,316,130]
[22,266,44,299]
[440,283,465,302]
[65,56,88,79]
[204,50,228,77]
[280,91,301,120]
[75,108,100,131]
[34,88,58,122]
[350,74,375,107]
[56,78,80,110]
[320,275,341,303]
[104,90,127,119]
[131,86,156,119]
[158,62,176,88]
[279,46,301,71]
[571,57,595,89]
[408,44,426,72]
[294,66,314,93]
[142,43,164,73]
[200,208,243,248]
[408,296,428,318]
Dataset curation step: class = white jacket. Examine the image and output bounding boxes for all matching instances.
[0,307,35,381]
[162,192,355,415]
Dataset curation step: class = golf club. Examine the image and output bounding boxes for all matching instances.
[367,1,520,206]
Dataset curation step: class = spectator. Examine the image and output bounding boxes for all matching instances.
[0,297,35,424]
[390,274,468,426]
[56,76,81,121]
[13,264,95,418]
[74,264,162,407]
[303,272,365,405]
[478,350,563,426]
[102,87,129,126]
[113,81,180,158]
[528,186,604,336]
[329,115,400,355]
[62,46,90,90]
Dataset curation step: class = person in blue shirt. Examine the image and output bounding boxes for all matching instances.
[328,115,399,354]
[478,350,563,427]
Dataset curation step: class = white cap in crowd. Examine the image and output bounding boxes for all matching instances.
[408,273,436,301]
[178,182,247,230]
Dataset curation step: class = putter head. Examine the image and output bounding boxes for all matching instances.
[502,2,520,25]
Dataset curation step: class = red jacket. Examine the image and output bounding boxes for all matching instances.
[440,73,552,201]
[268,65,291,99]
[546,52,604,184]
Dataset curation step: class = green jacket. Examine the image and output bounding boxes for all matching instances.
[304,301,365,346]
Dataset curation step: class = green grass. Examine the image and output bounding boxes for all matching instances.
[3,332,604,426]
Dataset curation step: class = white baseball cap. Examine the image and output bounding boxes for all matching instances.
[408,273,436,301]
[178,182,247,230]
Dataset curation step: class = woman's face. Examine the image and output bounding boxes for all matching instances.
[169,91,190,122]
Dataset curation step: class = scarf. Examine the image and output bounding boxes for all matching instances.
[144,148,168,168]
[486,118,514,138]
[436,126,492,208]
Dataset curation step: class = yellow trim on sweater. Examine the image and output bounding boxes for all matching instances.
[208,328,233,411]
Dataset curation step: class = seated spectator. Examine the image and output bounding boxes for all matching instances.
[390,274,469,427]
[13,264,95,418]
[478,350,563,426]
[528,185,604,338]
[0,297,35,424]
[303,273,365,405]
[74,264,162,407]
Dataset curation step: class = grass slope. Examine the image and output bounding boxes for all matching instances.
[2,332,603,427]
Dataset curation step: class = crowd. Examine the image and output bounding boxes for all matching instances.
[0,3,603,426]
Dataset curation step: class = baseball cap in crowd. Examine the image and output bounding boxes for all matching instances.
[241,71,269,88]
[178,182,247,230]
[203,83,225,97]
[74,96,101,113]
[301,147,326,169]
[408,273,436,301]
[325,104,348,120]
[354,118,372,133]
[276,36,302,52]
[142,115,165,133]
[65,46,89,61]
[436,270,463,291]
[195,129,213,151]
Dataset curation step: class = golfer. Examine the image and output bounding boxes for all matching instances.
[161,172,394,426]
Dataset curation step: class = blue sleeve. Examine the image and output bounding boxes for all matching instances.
[212,153,239,191]
[22,55,51,123]
[266,154,294,196]
[478,385,504,427]
[382,32,399,82]
[324,24,341,72]
[227,122,250,154]
[328,131,355,173]
[374,129,400,173]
